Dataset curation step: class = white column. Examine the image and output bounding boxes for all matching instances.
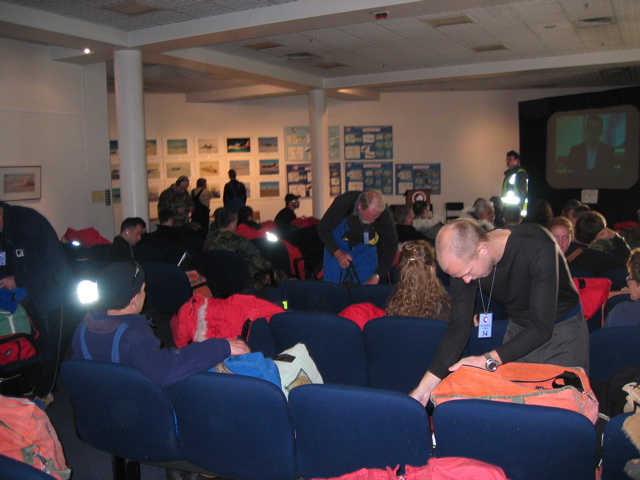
[114,49,149,223]
[308,89,331,218]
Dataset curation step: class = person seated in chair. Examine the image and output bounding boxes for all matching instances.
[72,262,249,387]
[565,211,630,276]
[604,248,640,327]
[394,204,428,246]
[107,217,146,263]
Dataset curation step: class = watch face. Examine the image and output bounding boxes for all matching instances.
[485,355,498,371]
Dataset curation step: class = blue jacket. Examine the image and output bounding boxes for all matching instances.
[0,202,70,316]
[72,312,231,389]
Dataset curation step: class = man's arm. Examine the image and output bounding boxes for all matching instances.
[317,193,356,255]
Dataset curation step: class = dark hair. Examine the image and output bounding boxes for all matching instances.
[393,205,413,224]
[569,204,591,219]
[238,206,254,224]
[228,169,237,179]
[196,178,206,188]
[120,217,146,233]
[503,205,522,225]
[213,207,238,229]
[525,199,553,227]
[157,209,175,225]
[562,199,582,217]
[575,211,606,244]
[506,150,520,160]
[412,201,428,217]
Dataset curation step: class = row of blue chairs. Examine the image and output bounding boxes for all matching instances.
[61,357,619,480]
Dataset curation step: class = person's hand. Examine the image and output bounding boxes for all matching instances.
[228,339,250,356]
[595,227,616,241]
[409,386,431,406]
[449,355,485,372]
[0,276,17,291]
[409,371,441,406]
[365,274,380,285]
[333,250,353,269]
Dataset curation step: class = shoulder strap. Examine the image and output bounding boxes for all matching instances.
[566,247,585,263]
[80,322,130,363]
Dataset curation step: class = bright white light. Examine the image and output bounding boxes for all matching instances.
[265,232,278,242]
[83,48,92,54]
[77,280,98,304]
[71,240,81,246]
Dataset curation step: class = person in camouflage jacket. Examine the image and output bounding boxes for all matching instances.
[158,176,194,227]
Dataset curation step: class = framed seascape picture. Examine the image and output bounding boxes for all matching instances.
[0,166,42,201]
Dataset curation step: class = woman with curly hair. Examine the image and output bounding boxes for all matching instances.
[385,240,450,320]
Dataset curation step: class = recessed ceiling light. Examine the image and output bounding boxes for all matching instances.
[427,15,473,28]
[472,44,507,53]
[104,2,159,16]
[282,52,320,61]
[83,48,92,54]
[575,16,614,28]
[244,41,283,50]
[315,62,347,69]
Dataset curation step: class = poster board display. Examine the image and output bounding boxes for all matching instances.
[344,126,393,160]
[344,161,393,195]
[284,126,341,162]
[395,163,441,195]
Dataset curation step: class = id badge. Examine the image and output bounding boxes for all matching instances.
[0,251,5,266]
[363,231,370,244]
[478,313,493,338]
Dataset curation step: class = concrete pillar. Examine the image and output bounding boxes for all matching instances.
[113,49,149,223]
[308,89,331,218]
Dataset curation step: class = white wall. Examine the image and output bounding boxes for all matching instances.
[0,37,114,239]
[116,87,596,223]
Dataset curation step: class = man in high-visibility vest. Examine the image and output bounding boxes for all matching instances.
[501,150,529,217]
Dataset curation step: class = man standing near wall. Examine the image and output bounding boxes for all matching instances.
[501,150,529,217]
[317,190,397,285]
[158,176,194,227]
[0,201,70,405]
[223,170,247,212]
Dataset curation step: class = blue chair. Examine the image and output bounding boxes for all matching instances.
[363,316,448,393]
[142,262,191,314]
[251,238,303,279]
[279,280,349,313]
[464,319,509,357]
[0,454,58,480]
[589,326,640,381]
[246,317,276,358]
[166,372,296,480]
[602,412,638,480]
[269,311,368,386]
[570,267,594,278]
[593,292,632,330]
[201,249,250,298]
[433,399,597,480]
[348,284,396,309]
[289,383,433,480]
[601,269,629,291]
[61,359,184,480]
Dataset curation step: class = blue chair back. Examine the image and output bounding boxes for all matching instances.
[363,316,447,393]
[60,359,182,463]
[269,311,368,386]
[142,262,191,314]
[166,372,296,480]
[602,412,637,480]
[251,238,295,277]
[246,317,276,358]
[201,249,250,298]
[464,319,509,357]
[279,280,349,313]
[570,267,594,278]
[348,284,396,309]
[289,383,432,480]
[589,326,640,381]
[0,454,57,480]
[433,399,597,480]
[594,292,632,330]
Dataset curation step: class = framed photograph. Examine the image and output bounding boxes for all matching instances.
[165,161,192,179]
[199,160,220,177]
[227,137,251,153]
[259,180,280,198]
[258,137,278,153]
[109,140,118,156]
[166,138,189,155]
[197,138,219,155]
[146,139,158,157]
[147,162,161,180]
[229,159,250,176]
[0,166,42,201]
[259,159,280,175]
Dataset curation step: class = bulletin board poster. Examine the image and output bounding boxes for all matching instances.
[395,163,441,195]
[329,162,342,197]
[284,126,341,162]
[286,163,313,197]
[345,161,393,195]
[344,126,393,160]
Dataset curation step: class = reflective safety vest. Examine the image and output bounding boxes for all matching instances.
[501,167,529,216]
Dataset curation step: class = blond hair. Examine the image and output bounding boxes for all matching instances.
[385,240,450,319]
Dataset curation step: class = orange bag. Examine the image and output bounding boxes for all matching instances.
[431,363,599,424]
[0,395,71,479]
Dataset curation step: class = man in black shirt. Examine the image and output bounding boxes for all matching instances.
[274,194,300,242]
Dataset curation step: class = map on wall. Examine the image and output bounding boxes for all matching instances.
[344,126,392,160]
[345,161,393,195]
[395,163,441,195]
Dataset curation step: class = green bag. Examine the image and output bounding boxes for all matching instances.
[0,305,31,337]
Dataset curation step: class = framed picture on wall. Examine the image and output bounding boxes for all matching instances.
[259,180,280,198]
[259,158,280,175]
[197,138,219,155]
[229,159,250,176]
[258,137,278,153]
[227,137,251,153]
[147,162,161,180]
[166,138,189,155]
[146,139,158,157]
[0,166,42,201]
[165,161,192,179]
[199,160,220,177]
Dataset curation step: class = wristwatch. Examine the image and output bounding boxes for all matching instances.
[484,353,499,372]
